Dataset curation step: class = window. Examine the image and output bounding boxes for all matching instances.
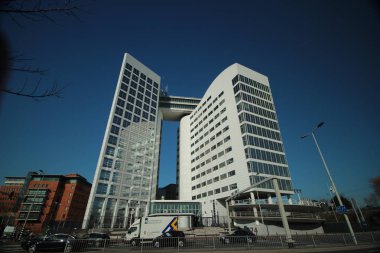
[102,158,113,168]
[100,170,110,181]
[113,116,121,125]
[105,146,115,156]
[115,107,123,116]
[111,125,119,135]
[228,170,236,177]
[108,135,117,145]
[222,186,228,192]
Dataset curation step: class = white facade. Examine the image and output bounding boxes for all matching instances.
[84,54,295,230]
[179,63,293,220]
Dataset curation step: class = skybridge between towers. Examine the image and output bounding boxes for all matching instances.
[159,95,201,121]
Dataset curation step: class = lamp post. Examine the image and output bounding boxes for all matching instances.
[301,122,357,245]
[19,170,44,240]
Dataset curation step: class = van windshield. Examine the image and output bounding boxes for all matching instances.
[127,227,137,234]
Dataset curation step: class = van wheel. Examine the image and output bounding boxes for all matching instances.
[224,238,230,244]
[131,239,138,247]
[154,241,160,248]
[178,240,184,247]
[28,245,37,253]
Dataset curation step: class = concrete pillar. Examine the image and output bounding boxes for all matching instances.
[250,192,256,204]
[288,196,293,205]
[110,199,119,228]
[123,201,130,228]
[99,198,107,228]
[250,192,258,217]
[272,178,293,247]
[268,194,273,204]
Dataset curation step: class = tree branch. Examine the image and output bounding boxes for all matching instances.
[1,81,66,101]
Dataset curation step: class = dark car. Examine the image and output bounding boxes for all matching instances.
[219,229,256,244]
[82,232,110,247]
[21,235,46,250]
[22,233,76,253]
[152,231,185,248]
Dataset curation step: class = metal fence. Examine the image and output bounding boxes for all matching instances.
[50,231,380,252]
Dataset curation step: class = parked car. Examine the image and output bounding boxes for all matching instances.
[22,233,76,252]
[21,235,46,250]
[219,229,256,244]
[152,231,185,248]
[82,232,110,247]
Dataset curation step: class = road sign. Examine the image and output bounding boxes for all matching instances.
[336,205,347,214]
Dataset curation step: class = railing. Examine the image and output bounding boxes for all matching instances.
[77,232,380,251]
[232,210,321,219]
[3,232,379,252]
[233,198,321,207]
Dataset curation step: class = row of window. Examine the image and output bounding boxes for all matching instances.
[247,161,290,178]
[159,96,200,105]
[97,182,150,198]
[249,175,293,191]
[240,123,281,141]
[191,126,230,164]
[99,168,151,185]
[245,147,287,165]
[191,122,229,152]
[124,63,159,89]
[159,103,197,110]
[232,74,271,94]
[234,83,274,104]
[102,152,154,171]
[191,99,226,134]
[191,156,234,179]
[243,135,284,153]
[239,112,279,131]
[191,135,231,171]
[192,170,236,190]
[190,91,224,126]
[191,111,227,142]
[192,143,232,162]
[191,108,227,147]
[192,183,237,200]
[237,100,276,121]
[120,77,159,101]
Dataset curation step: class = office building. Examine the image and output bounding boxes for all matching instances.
[16,173,91,234]
[84,53,322,234]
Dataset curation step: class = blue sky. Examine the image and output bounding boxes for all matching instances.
[1,0,379,206]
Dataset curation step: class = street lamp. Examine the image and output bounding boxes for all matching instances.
[19,170,44,239]
[301,122,357,245]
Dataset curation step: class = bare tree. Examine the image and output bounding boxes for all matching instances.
[363,176,380,207]
[0,0,81,100]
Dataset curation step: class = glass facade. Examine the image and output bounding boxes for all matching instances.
[150,201,202,216]
[84,55,162,229]
[233,74,293,191]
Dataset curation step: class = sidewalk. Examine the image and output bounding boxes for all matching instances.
[101,243,380,253]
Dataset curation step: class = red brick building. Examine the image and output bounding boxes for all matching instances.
[0,176,25,229]
[14,173,91,234]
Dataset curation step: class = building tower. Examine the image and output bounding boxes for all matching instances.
[83,54,302,232]
[178,64,294,226]
[82,54,162,229]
